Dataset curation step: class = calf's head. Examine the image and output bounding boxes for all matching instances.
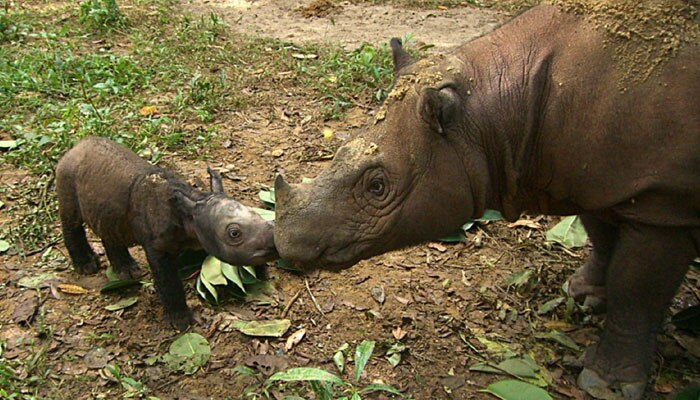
[172,168,277,265]
[274,39,486,270]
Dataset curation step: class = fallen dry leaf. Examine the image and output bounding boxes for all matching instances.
[12,291,39,324]
[507,219,542,229]
[285,328,306,352]
[138,105,157,116]
[428,242,447,252]
[57,284,88,295]
[392,326,408,340]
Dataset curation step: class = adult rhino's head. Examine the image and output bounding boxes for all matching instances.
[172,168,277,266]
[274,39,488,271]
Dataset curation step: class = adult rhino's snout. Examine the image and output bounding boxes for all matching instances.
[273,174,324,266]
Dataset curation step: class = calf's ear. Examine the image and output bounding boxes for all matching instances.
[207,167,225,194]
[420,85,459,135]
[170,190,197,216]
[390,38,414,76]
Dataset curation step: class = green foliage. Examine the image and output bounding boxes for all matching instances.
[161,333,211,375]
[545,216,588,249]
[481,379,553,400]
[289,37,401,118]
[79,0,127,32]
[262,340,402,399]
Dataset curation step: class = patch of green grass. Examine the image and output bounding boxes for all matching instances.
[0,337,51,400]
[79,0,127,33]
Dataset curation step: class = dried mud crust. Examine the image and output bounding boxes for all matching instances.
[548,0,700,83]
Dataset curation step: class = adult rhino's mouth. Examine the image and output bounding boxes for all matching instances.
[283,240,372,272]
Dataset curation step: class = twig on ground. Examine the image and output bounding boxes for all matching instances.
[280,289,302,319]
[304,278,326,318]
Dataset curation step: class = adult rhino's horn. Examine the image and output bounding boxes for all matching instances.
[390,38,415,76]
[274,174,291,203]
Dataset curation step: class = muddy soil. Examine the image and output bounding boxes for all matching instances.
[1,1,699,400]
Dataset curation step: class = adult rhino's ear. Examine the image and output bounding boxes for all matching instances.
[390,38,414,76]
[420,84,459,135]
[207,167,225,194]
[170,190,198,217]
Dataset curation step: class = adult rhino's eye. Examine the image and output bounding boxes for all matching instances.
[368,178,385,196]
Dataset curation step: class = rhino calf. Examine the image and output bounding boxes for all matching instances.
[56,137,277,330]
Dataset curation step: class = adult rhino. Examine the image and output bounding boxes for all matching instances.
[274,3,699,398]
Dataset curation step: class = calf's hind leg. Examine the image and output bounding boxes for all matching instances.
[57,187,99,274]
[144,245,192,330]
[103,242,141,280]
[578,223,693,399]
[568,214,618,312]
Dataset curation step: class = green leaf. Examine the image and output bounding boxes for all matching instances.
[197,274,219,303]
[266,367,342,385]
[100,279,141,293]
[360,383,403,396]
[277,258,300,271]
[162,333,211,375]
[201,256,228,286]
[0,140,18,149]
[258,188,275,207]
[536,330,580,351]
[481,379,553,400]
[502,269,533,288]
[18,272,56,289]
[229,319,291,337]
[386,342,406,356]
[545,216,588,249]
[333,351,345,374]
[354,340,375,382]
[537,297,565,315]
[438,222,474,242]
[477,209,503,221]
[105,296,138,311]
[221,262,246,292]
[672,305,700,333]
[0,240,9,253]
[239,266,258,284]
[351,393,361,400]
[387,352,401,368]
[497,358,539,378]
[252,207,276,221]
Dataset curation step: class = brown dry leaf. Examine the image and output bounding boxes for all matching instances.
[57,284,88,295]
[12,291,39,324]
[394,295,411,305]
[139,105,157,116]
[437,5,448,10]
[507,219,542,229]
[285,328,306,352]
[428,242,447,252]
[543,320,578,332]
[392,326,408,340]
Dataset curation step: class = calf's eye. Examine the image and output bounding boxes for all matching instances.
[228,226,242,239]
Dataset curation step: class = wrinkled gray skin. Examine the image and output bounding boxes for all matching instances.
[274,5,699,399]
[56,137,277,330]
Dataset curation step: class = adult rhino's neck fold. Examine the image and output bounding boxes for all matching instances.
[455,29,555,221]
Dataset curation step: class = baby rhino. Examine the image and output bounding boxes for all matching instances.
[56,136,277,330]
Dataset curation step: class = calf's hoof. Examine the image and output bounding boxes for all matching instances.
[567,273,606,313]
[578,368,646,400]
[166,310,193,331]
[114,263,144,281]
[75,258,100,275]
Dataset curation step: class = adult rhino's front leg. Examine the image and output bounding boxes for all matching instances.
[568,214,619,313]
[578,223,694,399]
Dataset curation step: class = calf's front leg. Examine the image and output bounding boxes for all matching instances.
[578,223,694,399]
[144,245,192,331]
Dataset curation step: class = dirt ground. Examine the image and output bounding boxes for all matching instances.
[1,1,699,399]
